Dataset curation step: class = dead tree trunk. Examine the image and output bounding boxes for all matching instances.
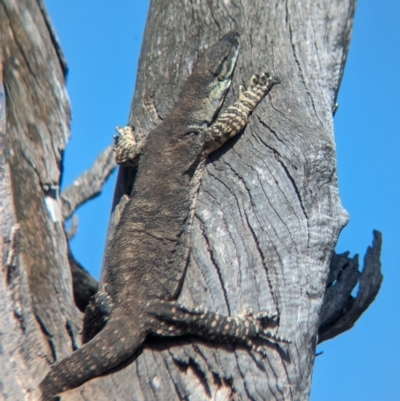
[0,1,80,400]
[0,0,382,400]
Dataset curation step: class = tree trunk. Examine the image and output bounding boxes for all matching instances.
[0,0,81,399]
[106,1,353,399]
[0,0,382,400]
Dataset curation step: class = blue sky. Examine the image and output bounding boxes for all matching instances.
[45,1,400,399]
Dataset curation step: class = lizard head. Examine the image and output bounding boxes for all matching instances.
[202,31,240,82]
[174,32,240,130]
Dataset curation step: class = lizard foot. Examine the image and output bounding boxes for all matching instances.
[239,72,280,105]
[237,309,290,356]
[82,291,112,343]
[113,125,143,165]
[201,70,279,153]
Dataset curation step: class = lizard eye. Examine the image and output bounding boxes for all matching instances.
[215,55,230,81]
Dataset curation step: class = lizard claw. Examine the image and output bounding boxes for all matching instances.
[250,74,260,88]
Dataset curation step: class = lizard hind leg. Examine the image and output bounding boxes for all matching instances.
[146,300,289,354]
[82,291,113,343]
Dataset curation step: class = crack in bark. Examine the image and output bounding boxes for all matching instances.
[65,320,78,352]
[285,0,324,129]
[236,139,300,259]
[256,116,301,165]
[202,166,248,306]
[221,157,289,313]
[220,156,282,314]
[200,180,243,279]
[164,349,187,400]
[255,119,309,224]
[195,211,232,315]
[246,136,303,237]
[161,350,185,400]
[36,314,57,362]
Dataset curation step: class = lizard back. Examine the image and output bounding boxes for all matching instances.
[102,32,240,304]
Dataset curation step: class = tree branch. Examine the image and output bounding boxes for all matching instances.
[319,231,383,343]
[61,145,116,221]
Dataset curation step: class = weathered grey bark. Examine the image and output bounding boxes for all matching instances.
[0,0,383,400]
[0,1,79,400]
[0,0,112,399]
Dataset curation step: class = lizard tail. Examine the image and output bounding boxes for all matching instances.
[40,313,146,399]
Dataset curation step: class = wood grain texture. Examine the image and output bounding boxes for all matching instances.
[72,0,357,400]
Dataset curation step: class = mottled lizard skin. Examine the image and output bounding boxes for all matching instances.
[40,32,281,399]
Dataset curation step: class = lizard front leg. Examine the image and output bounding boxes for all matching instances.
[201,72,279,154]
[113,124,145,165]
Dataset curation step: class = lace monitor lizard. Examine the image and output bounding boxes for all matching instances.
[40,32,282,399]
